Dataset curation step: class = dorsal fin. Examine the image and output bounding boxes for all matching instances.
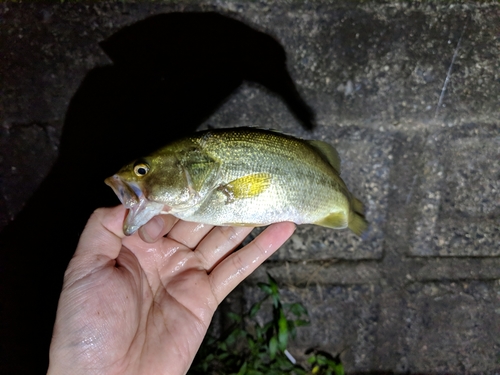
[306,140,341,174]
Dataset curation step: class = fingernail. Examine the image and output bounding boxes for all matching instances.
[141,216,163,242]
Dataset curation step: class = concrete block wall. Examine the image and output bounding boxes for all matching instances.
[1,1,499,373]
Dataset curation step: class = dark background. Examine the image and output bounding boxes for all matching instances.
[0,11,314,374]
[0,2,499,374]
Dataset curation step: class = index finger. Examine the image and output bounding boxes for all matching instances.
[209,222,295,304]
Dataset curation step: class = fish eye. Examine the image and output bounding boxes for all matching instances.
[133,163,149,176]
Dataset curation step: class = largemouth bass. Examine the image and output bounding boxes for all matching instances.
[105,128,368,236]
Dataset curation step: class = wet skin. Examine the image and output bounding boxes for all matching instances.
[47,205,295,375]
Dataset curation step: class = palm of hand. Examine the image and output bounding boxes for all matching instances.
[48,206,294,375]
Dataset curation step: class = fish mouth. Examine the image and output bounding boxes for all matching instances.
[105,175,164,236]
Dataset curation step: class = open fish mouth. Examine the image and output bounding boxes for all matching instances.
[105,175,164,235]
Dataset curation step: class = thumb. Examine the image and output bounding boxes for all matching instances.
[64,206,127,283]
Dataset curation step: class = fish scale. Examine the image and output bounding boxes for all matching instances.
[187,130,347,225]
[105,127,368,236]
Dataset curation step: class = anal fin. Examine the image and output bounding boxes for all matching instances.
[314,211,348,229]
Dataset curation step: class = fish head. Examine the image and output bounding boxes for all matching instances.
[105,153,199,235]
[105,173,164,236]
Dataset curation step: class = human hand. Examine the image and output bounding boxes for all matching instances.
[47,206,295,375]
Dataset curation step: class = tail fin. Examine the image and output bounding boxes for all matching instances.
[348,197,368,236]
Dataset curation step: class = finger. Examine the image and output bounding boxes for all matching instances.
[138,214,178,243]
[194,226,254,272]
[209,222,295,303]
[167,220,214,249]
[75,205,127,258]
[65,206,128,282]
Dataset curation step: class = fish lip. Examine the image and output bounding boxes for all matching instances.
[105,175,164,236]
[105,175,141,209]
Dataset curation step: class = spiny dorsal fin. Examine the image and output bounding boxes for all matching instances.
[306,140,341,174]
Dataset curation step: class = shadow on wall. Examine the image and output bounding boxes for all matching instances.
[0,12,314,374]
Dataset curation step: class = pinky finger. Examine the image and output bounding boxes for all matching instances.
[209,222,295,304]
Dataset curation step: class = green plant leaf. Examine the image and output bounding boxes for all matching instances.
[268,274,279,296]
[250,302,262,318]
[295,319,310,327]
[218,352,229,360]
[257,282,272,295]
[317,355,327,365]
[227,312,242,323]
[236,361,248,375]
[262,321,274,336]
[307,355,317,364]
[254,325,263,341]
[271,294,280,308]
[269,336,278,360]
[267,272,278,286]
[289,302,308,317]
[277,310,288,351]
[287,321,297,339]
[226,329,238,346]
[189,274,327,375]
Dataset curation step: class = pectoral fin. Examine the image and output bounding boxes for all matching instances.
[314,211,348,229]
[219,173,272,203]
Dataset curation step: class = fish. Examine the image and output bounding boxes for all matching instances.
[105,127,368,237]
